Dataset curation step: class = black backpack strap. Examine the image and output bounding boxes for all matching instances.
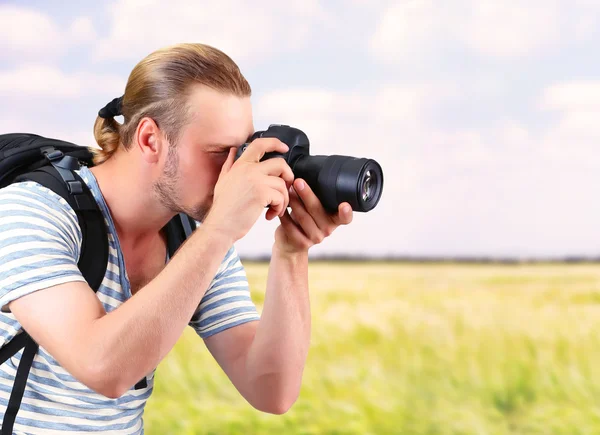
[0,330,32,433]
[180,213,195,239]
[15,151,108,291]
[1,334,38,435]
[163,212,196,259]
[0,332,29,366]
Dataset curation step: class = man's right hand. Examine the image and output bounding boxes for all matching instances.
[204,138,295,243]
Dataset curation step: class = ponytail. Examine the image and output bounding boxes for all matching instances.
[92,115,121,165]
[92,95,123,165]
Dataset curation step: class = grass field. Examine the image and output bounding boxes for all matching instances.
[144,262,600,435]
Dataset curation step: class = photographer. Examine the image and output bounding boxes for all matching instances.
[0,43,353,434]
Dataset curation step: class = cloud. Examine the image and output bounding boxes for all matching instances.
[0,113,96,153]
[93,0,330,63]
[370,0,600,63]
[0,5,98,64]
[538,81,600,170]
[540,81,600,112]
[254,83,459,150]
[462,1,562,57]
[370,0,447,63]
[69,16,98,45]
[0,5,63,61]
[0,65,124,98]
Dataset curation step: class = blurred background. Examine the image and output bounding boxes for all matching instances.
[2,1,600,434]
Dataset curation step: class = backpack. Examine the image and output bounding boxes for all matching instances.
[0,133,197,434]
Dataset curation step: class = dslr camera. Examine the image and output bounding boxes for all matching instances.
[235,124,383,213]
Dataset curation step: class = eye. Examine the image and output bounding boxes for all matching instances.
[209,148,229,156]
[210,149,230,160]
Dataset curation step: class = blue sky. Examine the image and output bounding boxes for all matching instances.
[1,0,599,258]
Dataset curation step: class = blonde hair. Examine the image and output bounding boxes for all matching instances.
[91,43,252,165]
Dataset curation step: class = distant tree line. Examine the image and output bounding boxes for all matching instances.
[240,255,600,264]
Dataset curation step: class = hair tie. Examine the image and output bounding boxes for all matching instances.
[98,95,124,119]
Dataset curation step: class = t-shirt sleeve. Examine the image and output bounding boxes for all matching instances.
[0,181,85,313]
[189,244,260,338]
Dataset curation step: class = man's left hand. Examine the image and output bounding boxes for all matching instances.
[272,178,353,255]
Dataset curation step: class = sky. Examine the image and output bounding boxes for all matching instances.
[1,0,599,259]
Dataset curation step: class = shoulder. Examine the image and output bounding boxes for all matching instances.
[0,180,79,221]
[0,181,82,246]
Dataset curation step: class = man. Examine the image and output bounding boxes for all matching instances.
[0,43,353,434]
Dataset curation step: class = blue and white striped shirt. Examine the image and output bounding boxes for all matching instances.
[0,165,260,434]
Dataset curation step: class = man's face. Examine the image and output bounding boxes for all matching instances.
[153,85,254,222]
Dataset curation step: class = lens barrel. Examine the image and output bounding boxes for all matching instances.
[293,155,384,212]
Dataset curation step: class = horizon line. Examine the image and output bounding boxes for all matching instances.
[239,254,600,264]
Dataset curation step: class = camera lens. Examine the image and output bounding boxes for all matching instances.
[351,159,383,212]
[362,170,374,201]
[293,155,383,212]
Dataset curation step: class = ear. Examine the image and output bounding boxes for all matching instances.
[135,117,164,164]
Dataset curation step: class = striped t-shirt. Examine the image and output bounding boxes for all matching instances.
[0,165,260,434]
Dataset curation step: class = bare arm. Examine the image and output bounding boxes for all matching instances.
[9,225,232,398]
[203,177,352,414]
[204,246,310,414]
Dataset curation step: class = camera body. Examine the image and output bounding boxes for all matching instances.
[235,124,309,169]
[235,124,383,213]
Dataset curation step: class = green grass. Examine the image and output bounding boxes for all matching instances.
[144,262,600,434]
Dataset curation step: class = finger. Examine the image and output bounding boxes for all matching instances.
[258,158,294,185]
[239,138,289,163]
[291,178,333,232]
[336,202,354,226]
[220,146,237,175]
[288,188,323,244]
[273,176,290,217]
[264,176,289,219]
[265,206,279,221]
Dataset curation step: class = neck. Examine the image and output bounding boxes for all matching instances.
[89,150,174,245]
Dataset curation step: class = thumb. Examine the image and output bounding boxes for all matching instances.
[220,146,237,175]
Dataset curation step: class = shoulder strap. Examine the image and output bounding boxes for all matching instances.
[14,150,108,291]
[0,334,38,435]
[163,212,196,258]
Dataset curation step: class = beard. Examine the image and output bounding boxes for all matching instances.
[153,146,212,222]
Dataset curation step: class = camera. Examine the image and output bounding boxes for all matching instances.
[235,124,383,213]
